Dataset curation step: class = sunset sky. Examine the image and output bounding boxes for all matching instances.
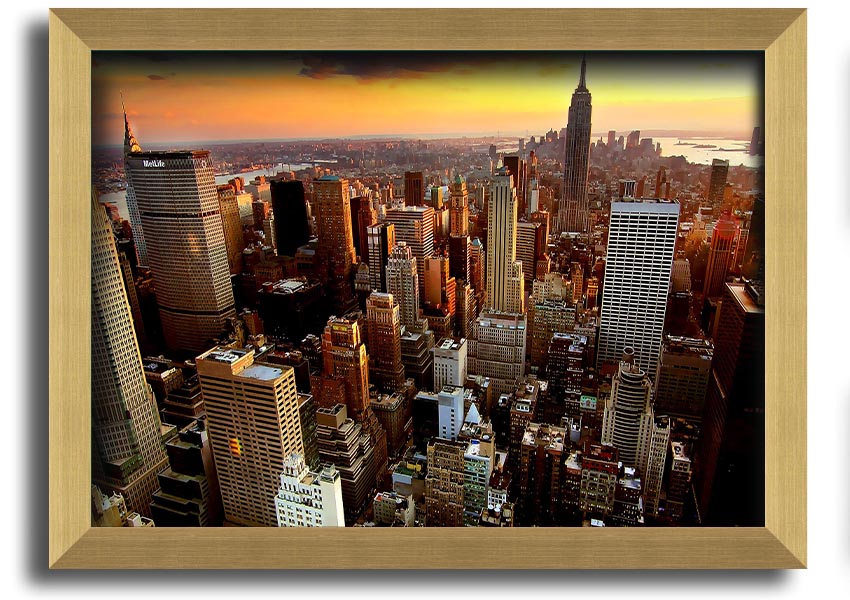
[92,51,762,146]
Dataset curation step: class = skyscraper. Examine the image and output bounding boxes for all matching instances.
[275,454,345,528]
[386,242,422,332]
[708,159,730,210]
[91,189,169,518]
[468,311,527,397]
[384,205,435,299]
[424,438,467,527]
[486,170,524,314]
[270,180,311,257]
[318,315,389,481]
[693,281,765,526]
[449,174,469,236]
[559,56,593,233]
[502,155,528,216]
[123,110,147,267]
[366,292,405,392]
[196,347,304,527]
[314,404,378,522]
[365,223,395,293]
[432,337,468,392]
[654,336,714,421]
[216,184,245,276]
[313,175,357,313]
[601,348,653,468]
[404,170,424,206]
[448,232,471,279]
[597,198,680,378]
[123,133,236,354]
[703,218,738,299]
[516,220,545,290]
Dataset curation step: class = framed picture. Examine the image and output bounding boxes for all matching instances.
[49,8,806,569]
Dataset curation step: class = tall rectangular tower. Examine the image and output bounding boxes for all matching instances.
[125,150,236,353]
[367,222,395,293]
[559,56,592,234]
[486,170,524,314]
[708,159,730,210]
[196,347,304,527]
[215,184,245,276]
[270,180,311,257]
[597,198,679,378]
[313,175,357,313]
[404,171,424,207]
[693,281,765,526]
[366,292,405,392]
[703,218,738,299]
[449,174,469,236]
[384,205,435,300]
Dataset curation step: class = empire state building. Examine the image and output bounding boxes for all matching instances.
[559,56,592,234]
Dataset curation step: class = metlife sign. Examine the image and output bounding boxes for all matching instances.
[142,159,165,168]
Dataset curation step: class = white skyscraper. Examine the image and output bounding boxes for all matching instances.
[432,337,468,392]
[597,198,679,378]
[275,454,345,527]
[486,169,524,314]
[601,348,656,473]
[437,385,466,441]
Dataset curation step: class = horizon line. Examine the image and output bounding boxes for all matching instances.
[93,128,756,150]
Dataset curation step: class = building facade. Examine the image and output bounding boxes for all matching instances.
[91,190,169,518]
[486,170,524,314]
[275,454,345,528]
[124,147,236,353]
[196,347,304,527]
[597,198,679,378]
[313,175,358,313]
[558,56,592,234]
[366,292,406,392]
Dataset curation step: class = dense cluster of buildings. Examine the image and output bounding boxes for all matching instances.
[91,59,764,529]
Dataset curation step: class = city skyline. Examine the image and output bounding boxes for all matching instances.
[91,49,765,530]
[93,51,762,145]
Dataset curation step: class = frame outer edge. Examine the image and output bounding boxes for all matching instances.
[764,9,807,568]
[48,10,91,568]
[46,7,807,569]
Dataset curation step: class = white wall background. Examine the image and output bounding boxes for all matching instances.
[3,0,846,596]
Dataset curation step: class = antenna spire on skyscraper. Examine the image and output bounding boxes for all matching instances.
[579,54,587,90]
[121,92,142,154]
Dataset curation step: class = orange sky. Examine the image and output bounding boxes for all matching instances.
[92,51,762,145]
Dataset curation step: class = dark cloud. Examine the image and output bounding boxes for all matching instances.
[298,53,473,81]
[147,74,167,81]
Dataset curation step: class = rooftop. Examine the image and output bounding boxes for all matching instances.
[240,364,283,382]
[202,348,249,365]
[437,337,466,351]
[663,335,714,358]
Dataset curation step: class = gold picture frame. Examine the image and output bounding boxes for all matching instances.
[49,8,806,569]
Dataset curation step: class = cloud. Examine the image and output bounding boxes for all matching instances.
[147,74,168,81]
[298,53,460,81]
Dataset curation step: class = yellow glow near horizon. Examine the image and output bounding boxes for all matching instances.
[93,52,761,144]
